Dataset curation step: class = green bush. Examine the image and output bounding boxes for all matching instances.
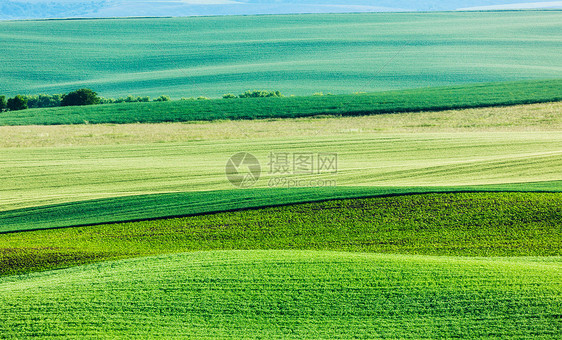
[223,93,237,99]
[0,96,6,111]
[7,95,28,111]
[99,97,116,104]
[125,95,150,103]
[154,95,171,102]
[61,88,100,107]
[239,90,283,98]
[23,94,63,108]
[101,96,151,104]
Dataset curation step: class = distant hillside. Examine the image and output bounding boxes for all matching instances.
[1,12,561,98]
[1,1,561,20]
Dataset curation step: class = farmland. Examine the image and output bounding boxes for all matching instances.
[1,10,561,339]
[1,11,561,98]
[2,101,561,148]
[1,192,561,276]
[1,250,560,338]
[1,130,561,213]
[3,181,562,234]
[0,79,561,126]
[1,94,561,339]
[1,102,561,225]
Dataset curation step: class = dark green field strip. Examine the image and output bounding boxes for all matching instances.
[1,250,560,338]
[0,80,560,126]
[1,192,560,276]
[1,181,562,234]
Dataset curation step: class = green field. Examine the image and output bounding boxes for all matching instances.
[1,11,561,98]
[2,129,561,212]
[2,101,561,147]
[1,192,561,276]
[1,103,561,225]
[2,11,562,338]
[1,250,560,338]
[2,182,562,234]
[1,79,560,126]
[1,103,561,337]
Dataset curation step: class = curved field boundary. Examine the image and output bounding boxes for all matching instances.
[1,181,561,233]
[1,192,560,276]
[0,80,560,126]
[1,250,560,338]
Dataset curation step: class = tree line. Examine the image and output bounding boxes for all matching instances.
[0,89,102,112]
[1,89,286,112]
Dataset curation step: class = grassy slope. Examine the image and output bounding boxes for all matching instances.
[1,182,562,234]
[1,103,560,231]
[2,12,561,338]
[2,130,561,212]
[0,80,560,126]
[1,11,561,98]
[1,192,560,275]
[1,250,560,338]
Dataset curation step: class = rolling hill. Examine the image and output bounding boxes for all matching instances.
[1,250,560,338]
[1,11,561,98]
[1,9,561,339]
[1,101,560,213]
[1,191,561,275]
[2,182,562,234]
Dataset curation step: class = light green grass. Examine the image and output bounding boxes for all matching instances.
[1,192,560,276]
[1,131,561,212]
[1,250,560,338]
[1,102,561,148]
[0,11,561,98]
[0,80,560,126]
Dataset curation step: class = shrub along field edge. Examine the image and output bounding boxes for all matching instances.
[0,79,560,126]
